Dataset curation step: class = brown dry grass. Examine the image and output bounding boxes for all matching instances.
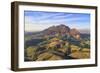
[70,48,90,59]
[36,52,62,61]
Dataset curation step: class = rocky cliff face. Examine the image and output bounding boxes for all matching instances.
[43,24,80,40]
[44,24,70,35]
[70,28,80,40]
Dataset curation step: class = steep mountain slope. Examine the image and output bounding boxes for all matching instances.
[43,24,80,40]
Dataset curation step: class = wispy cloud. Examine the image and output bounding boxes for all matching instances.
[24,11,90,32]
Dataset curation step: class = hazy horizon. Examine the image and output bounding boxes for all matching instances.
[25,24,90,34]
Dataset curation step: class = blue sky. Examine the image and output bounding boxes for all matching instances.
[24,11,90,33]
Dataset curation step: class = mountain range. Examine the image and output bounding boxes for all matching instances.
[24,24,90,61]
[40,24,81,40]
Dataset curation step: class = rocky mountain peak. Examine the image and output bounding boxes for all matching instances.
[43,24,80,40]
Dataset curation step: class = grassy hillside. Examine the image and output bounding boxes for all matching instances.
[24,33,90,61]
